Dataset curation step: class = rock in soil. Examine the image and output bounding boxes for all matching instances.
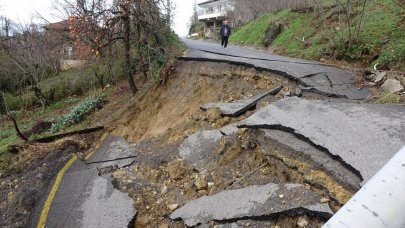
[381,79,403,93]
[166,159,191,180]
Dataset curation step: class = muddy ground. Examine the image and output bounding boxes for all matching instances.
[107,61,360,227]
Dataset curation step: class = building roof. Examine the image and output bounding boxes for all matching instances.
[197,0,219,6]
[43,20,70,31]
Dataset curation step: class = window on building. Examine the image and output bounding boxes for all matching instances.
[218,5,222,12]
[207,7,214,14]
[64,45,73,58]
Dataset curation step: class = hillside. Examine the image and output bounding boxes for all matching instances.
[230,0,405,71]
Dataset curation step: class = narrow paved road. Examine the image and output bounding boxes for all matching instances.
[182,39,371,100]
[30,135,137,228]
[28,39,400,228]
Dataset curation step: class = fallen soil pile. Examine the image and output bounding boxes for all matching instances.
[106,60,357,227]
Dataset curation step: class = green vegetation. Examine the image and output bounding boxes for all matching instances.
[230,0,405,70]
[189,21,205,36]
[3,61,125,112]
[373,92,404,104]
[0,122,31,166]
[51,94,107,133]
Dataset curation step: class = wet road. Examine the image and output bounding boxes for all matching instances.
[31,135,137,228]
[182,39,371,100]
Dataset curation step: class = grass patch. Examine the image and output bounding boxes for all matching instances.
[373,92,404,104]
[0,134,18,170]
[230,0,405,69]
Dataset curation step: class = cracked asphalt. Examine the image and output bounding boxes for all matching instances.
[239,97,405,185]
[182,39,371,99]
[26,40,403,227]
[31,135,137,228]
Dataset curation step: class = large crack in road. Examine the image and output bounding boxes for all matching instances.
[197,49,332,67]
[21,42,404,228]
[182,39,371,100]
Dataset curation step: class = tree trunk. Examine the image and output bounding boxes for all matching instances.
[95,72,105,89]
[123,13,138,95]
[32,85,46,109]
[6,114,29,141]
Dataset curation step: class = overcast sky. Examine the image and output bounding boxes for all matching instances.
[0,0,194,37]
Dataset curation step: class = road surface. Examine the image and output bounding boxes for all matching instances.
[30,135,137,228]
[182,39,371,100]
[29,39,403,228]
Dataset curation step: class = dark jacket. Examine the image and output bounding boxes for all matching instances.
[219,25,231,37]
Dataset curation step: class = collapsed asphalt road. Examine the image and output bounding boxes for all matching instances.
[239,97,405,185]
[182,39,371,100]
[30,135,138,228]
[27,40,404,227]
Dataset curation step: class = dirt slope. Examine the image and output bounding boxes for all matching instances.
[106,60,354,227]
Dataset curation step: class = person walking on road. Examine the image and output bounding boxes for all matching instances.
[220,20,231,48]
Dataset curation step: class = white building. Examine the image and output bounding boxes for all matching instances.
[197,0,234,34]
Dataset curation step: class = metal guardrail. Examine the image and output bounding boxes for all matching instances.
[323,146,405,228]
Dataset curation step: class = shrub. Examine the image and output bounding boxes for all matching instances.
[53,82,71,101]
[150,50,168,80]
[51,94,107,132]
[5,92,39,111]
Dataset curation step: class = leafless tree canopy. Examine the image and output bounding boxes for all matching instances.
[229,0,316,26]
[0,23,58,108]
[51,0,174,94]
[0,0,175,99]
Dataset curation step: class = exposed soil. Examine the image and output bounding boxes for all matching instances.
[110,61,303,143]
[0,59,366,227]
[107,60,356,227]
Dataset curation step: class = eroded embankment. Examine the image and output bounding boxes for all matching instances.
[106,60,359,227]
[111,61,299,142]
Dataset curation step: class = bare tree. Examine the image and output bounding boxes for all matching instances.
[0,22,58,109]
[54,0,172,95]
[0,92,28,141]
[315,0,368,51]
[0,16,11,37]
[119,0,138,94]
[51,0,125,90]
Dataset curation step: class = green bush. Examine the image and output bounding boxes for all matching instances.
[189,21,205,35]
[53,82,72,100]
[150,50,168,80]
[72,69,96,95]
[5,92,39,111]
[51,94,107,132]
